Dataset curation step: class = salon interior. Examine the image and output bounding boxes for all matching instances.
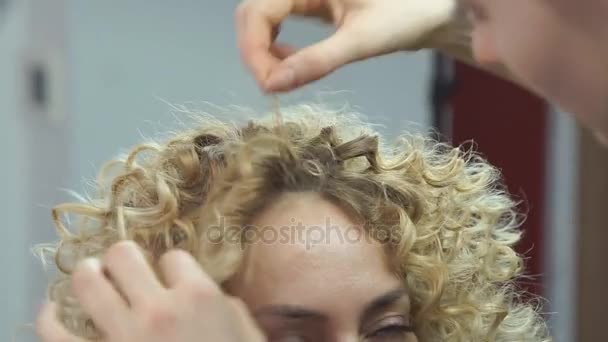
[0,1,606,341]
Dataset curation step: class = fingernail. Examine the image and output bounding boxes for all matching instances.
[75,257,102,274]
[265,65,295,91]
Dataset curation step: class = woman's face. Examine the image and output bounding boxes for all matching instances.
[227,192,418,342]
[466,0,608,143]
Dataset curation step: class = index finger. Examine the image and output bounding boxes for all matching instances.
[235,0,324,88]
[159,249,219,291]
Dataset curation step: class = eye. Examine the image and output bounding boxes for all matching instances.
[273,335,310,342]
[365,315,414,342]
[367,324,412,341]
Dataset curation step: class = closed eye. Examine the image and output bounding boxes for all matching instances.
[367,323,414,340]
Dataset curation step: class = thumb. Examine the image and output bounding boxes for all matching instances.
[264,29,364,92]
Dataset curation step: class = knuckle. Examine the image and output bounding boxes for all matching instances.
[160,248,189,267]
[141,303,178,333]
[183,279,220,304]
[106,240,138,262]
[164,247,188,260]
[71,260,98,291]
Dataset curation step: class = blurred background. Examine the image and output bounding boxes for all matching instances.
[0,1,606,341]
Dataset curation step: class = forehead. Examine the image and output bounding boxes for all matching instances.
[228,192,402,310]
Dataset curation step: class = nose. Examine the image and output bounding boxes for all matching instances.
[471,27,500,66]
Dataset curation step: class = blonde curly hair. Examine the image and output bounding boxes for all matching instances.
[37,104,550,341]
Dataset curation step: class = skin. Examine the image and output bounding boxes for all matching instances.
[36,192,417,341]
[236,0,608,145]
[227,192,417,342]
[36,244,265,342]
[467,0,608,143]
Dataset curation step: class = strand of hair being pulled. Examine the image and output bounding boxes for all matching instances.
[116,206,127,240]
[270,94,287,138]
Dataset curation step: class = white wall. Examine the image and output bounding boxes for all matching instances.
[1,1,72,341]
[1,1,433,340]
[0,0,29,339]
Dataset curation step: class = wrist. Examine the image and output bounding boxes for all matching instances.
[423,0,473,52]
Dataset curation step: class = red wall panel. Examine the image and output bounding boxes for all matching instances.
[449,62,548,295]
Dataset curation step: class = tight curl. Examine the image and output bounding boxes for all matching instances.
[36,104,550,341]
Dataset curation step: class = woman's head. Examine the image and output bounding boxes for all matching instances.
[40,105,550,341]
[465,0,608,142]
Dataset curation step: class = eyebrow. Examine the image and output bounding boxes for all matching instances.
[359,287,408,325]
[253,305,327,321]
[253,287,408,323]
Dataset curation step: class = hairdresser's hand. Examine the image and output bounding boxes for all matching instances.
[36,241,264,342]
[236,0,458,92]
